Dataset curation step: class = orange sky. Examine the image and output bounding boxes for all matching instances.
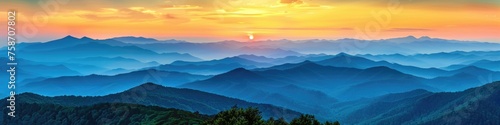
[1,0,499,42]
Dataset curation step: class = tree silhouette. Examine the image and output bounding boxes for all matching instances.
[203,106,265,125]
[290,114,321,125]
[205,107,341,125]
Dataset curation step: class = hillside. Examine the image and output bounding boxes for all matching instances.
[0,103,209,125]
[12,83,302,121]
[337,81,500,124]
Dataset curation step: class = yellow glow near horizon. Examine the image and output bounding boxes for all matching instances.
[0,0,498,42]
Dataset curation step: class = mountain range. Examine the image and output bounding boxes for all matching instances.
[111,36,186,44]
[3,35,500,124]
[18,42,200,64]
[135,42,304,59]
[181,68,337,118]
[9,77,500,124]
[6,36,201,64]
[150,57,273,75]
[253,62,434,100]
[133,35,500,59]
[273,36,500,55]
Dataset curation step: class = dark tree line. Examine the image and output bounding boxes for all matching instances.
[2,103,209,125]
[2,103,339,125]
[203,106,340,125]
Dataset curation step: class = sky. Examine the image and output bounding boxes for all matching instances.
[0,0,499,42]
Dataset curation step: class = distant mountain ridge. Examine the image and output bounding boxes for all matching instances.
[7,35,500,65]
[253,62,435,100]
[18,42,201,64]
[171,57,272,67]
[149,57,274,75]
[1,36,202,66]
[445,59,500,71]
[19,69,210,96]
[66,56,159,70]
[18,35,125,51]
[360,51,500,68]
[111,36,186,44]
[261,55,500,91]
[0,57,81,85]
[256,53,500,82]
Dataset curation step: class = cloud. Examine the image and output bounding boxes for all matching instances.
[256,27,352,31]
[386,28,433,32]
[161,5,202,10]
[77,7,157,21]
[280,0,303,4]
[164,14,177,19]
[162,13,191,24]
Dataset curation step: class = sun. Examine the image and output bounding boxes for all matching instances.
[248,33,254,40]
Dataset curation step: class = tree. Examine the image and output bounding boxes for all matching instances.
[203,106,265,125]
[324,121,340,125]
[290,114,321,125]
[266,117,290,125]
[266,117,276,125]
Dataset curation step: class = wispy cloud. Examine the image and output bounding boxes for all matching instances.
[386,28,433,32]
[256,27,352,31]
[280,0,304,4]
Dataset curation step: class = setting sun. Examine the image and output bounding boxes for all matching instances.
[248,33,254,40]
